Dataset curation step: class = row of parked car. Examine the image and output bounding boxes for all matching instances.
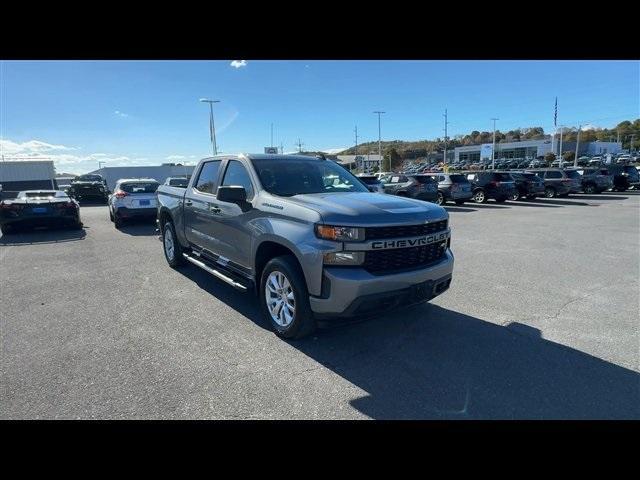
[356,165,640,206]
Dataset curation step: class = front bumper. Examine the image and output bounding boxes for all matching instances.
[309,249,454,317]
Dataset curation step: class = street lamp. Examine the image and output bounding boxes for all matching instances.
[374,111,385,171]
[490,118,499,170]
[199,98,221,156]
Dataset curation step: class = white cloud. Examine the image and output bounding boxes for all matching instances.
[166,155,186,160]
[321,147,348,154]
[230,60,248,69]
[581,124,598,131]
[0,139,77,155]
[114,110,129,118]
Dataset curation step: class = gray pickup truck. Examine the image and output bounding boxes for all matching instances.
[156,154,454,339]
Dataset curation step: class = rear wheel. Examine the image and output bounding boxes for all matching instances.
[436,191,444,205]
[544,186,556,198]
[510,190,521,201]
[584,183,596,194]
[162,220,186,268]
[472,189,487,203]
[260,255,315,339]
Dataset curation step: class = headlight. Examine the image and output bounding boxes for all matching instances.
[315,225,364,241]
[323,251,364,265]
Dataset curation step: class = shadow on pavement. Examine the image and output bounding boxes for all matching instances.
[572,195,628,201]
[0,225,86,245]
[117,220,158,236]
[507,201,561,208]
[444,206,478,213]
[526,198,594,207]
[173,266,640,419]
[467,203,510,209]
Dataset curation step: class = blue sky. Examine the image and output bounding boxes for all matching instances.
[1,60,638,173]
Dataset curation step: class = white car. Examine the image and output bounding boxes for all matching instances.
[108,178,159,228]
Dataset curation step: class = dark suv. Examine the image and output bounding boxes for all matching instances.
[381,174,439,202]
[527,169,574,198]
[430,173,473,205]
[464,171,517,203]
[509,171,545,200]
[568,167,613,193]
[67,174,109,203]
[598,165,638,192]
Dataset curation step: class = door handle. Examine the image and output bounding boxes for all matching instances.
[184,200,193,206]
[209,205,222,214]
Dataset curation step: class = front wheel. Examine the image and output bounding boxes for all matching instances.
[162,220,186,268]
[584,183,596,194]
[510,190,521,201]
[260,255,316,339]
[436,191,444,206]
[544,187,556,198]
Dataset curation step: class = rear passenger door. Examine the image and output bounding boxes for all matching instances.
[184,159,223,251]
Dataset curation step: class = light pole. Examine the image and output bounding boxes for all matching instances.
[558,125,565,167]
[490,118,499,170]
[574,126,581,167]
[443,109,449,167]
[199,98,220,156]
[374,111,385,172]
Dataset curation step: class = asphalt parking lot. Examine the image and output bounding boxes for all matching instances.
[1,192,639,419]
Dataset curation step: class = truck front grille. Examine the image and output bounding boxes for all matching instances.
[363,241,448,274]
[365,220,448,240]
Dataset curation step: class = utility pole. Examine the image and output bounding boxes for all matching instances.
[574,126,581,167]
[295,138,304,153]
[199,98,221,156]
[558,126,564,167]
[490,118,499,170]
[443,109,449,167]
[374,111,385,172]
[354,126,359,172]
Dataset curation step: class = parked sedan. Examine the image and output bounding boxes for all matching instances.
[381,173,439,203]
[0,190,82,234]
[108,178,160,228]
[356,174,385,193]
[509,172,545,200]
[430,173,473,205]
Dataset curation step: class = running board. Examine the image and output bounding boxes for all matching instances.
[182,253,248,291]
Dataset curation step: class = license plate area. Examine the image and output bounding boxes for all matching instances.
[32,207,48,214]
[139,200,150,206]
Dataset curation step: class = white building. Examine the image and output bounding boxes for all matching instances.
[89,164,196,190]
[0,161,57,197]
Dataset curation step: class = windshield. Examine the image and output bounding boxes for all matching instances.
[251,158,369,196]
[75,175,102,182]
[448,174,469,183]
[410,175,436,184]
[168,178,189,187]
[357,176,381,185]
[120,182,159,193]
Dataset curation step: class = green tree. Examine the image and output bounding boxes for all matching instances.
[544,152,556,163]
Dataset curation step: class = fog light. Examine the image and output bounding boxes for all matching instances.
[323,251,364,266]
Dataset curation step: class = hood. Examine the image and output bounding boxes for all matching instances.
[283,192,447,226]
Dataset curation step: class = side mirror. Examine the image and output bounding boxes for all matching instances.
[216,186,247,204]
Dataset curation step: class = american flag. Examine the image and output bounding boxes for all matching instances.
[554,97,557,127]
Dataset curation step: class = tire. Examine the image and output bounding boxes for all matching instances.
[436,191,444,206]
[472,189,487,203]
[162,220,186,268]
[544,186,556,198]
[584,183,596,194]
[455,199,466,205]
[109,208,114,222]
[510,190,521,201]
[114,214,124,229]
[260,255,316,339]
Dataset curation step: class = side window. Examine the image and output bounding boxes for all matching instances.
[194,160,222,194]
[220,160,254,200]
[546,171,562,179]
[390,176,401,183]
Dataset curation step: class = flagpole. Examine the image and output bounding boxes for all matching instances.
[199,98,220,156]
